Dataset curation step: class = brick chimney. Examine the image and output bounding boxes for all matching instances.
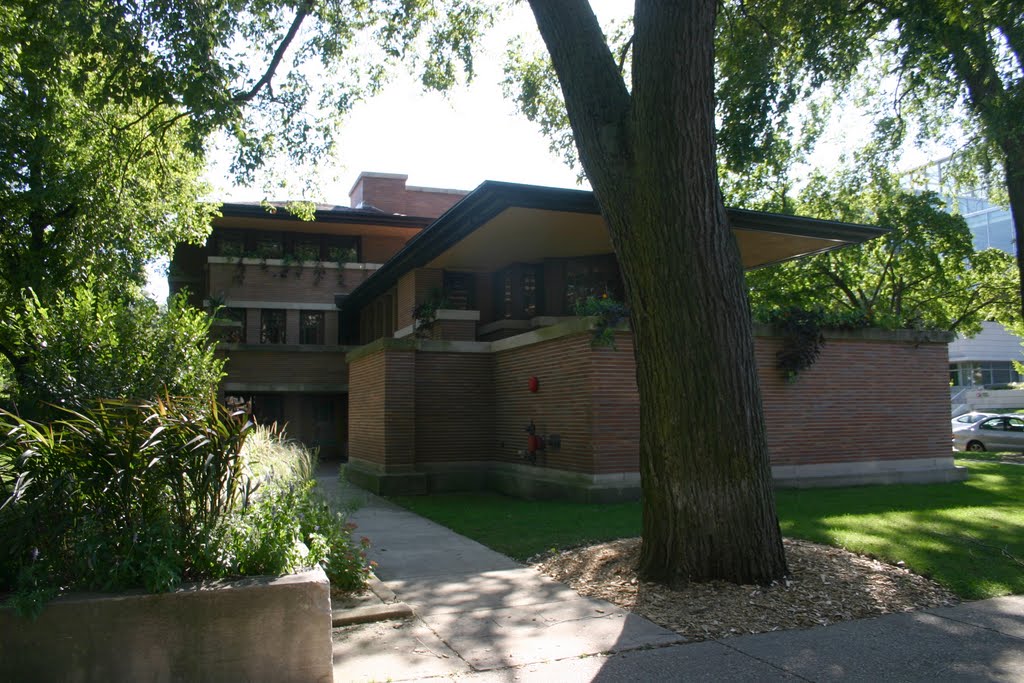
[348,172,467,219]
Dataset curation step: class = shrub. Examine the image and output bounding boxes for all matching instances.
[0,398,370,614]
[0,285,224,419]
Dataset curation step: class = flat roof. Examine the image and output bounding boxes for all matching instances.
[217,201,432,229]
[337,181,888,315]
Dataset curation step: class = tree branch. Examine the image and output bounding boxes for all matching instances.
[233,1,314,104]
[617,35,634,75]
[526,0,632,194]
[816,262,861,310]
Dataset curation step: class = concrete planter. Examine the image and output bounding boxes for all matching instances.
[0,567,332,683]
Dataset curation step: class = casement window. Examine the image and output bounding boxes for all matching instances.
[442,272,475,311]
[564,256,622,310]
[260,309,287,344]
[493,264,543,319]
[300,311,325,345]
[326,236,360,264]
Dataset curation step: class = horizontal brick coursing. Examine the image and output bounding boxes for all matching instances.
[208,262,373,304]
[757,337,950,465]
[221,349,349,386]
[414,353,494,464]
[362,235,410,264]
[348,329,951,478]
[493,334,598,474]
[352,175,466,218]
[349,350,417,468]
[349,352,387,466]
[431,320,476,341]
[589,334,640,474]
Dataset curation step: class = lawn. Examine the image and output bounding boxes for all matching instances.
[390,460,1024,600]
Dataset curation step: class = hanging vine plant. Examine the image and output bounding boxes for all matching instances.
[761,307,872,380]
[767,307,827,381]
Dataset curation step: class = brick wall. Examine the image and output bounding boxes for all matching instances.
[362,235,410,263]
[431,320,476,341]
[493,333,597,473]
[346,327,952,481]
[757,336,950,465]
[590,334,641,474]
[209,262,373,304]
[414,353,494,463]
[348,349,416,470]
[220,349,349,387]
[349,173,466,218]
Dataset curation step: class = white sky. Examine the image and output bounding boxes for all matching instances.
[204,1,633,203]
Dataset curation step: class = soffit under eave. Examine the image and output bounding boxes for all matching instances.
[423,207,858,272]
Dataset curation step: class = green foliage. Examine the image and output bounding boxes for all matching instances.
[0,399,370,613]
[0,399,251,600]
[218,479,372,592]
[758,307,870,381]
[0,286,224,417]
[747,168,1020,334]
[411,288,450,339]
[574,295,630,349]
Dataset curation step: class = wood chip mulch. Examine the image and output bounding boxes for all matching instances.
[533,537,958,642]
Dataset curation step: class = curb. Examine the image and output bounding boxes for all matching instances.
[331,572,414,627]
[332,602,414,626]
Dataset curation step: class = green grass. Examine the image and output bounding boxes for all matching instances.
[388,494,640,561]
[390,460,1024,600]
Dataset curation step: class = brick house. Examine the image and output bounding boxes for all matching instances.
[336,180,964,500]
[170,172,466,458]
[173,172,964,498]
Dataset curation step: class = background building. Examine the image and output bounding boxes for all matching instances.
[912,158,1022,395]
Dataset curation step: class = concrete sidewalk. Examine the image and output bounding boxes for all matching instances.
[323,474,1024,683]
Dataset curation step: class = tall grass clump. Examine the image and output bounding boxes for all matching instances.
[0,398,370,615]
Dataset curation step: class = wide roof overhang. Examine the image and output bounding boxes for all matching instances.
[338,181,887,314]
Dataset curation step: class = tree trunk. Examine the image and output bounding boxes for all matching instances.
[529,0,787,585]
[1005,144,1024,322]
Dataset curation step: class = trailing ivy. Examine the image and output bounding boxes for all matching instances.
[757,306,871,380]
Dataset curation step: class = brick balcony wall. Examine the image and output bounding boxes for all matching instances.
[208,261,374,304]
[493,333,598,474]
[218,348,349,388]
[348,349,416,470]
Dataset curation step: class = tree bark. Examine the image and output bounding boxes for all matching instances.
[1004,144,1024,322]
[528,0,787,585]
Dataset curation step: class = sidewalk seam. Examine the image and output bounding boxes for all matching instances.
[925,610,1024,642]
[717,639,818,682]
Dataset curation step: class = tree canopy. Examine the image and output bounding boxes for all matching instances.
[747,169,1020,334]
[0,0,491,401]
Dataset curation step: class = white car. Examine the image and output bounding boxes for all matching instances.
[952,415,1024,452]
[951,412,996,430]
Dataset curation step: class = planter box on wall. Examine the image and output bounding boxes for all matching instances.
[0,568,333,683]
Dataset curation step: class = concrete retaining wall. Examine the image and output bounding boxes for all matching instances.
[0,568,333,683]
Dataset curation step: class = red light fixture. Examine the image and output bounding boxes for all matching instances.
[528,376,540,393]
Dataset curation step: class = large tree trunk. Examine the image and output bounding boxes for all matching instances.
[528,0,787,585]
[1005,144,1024,322]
